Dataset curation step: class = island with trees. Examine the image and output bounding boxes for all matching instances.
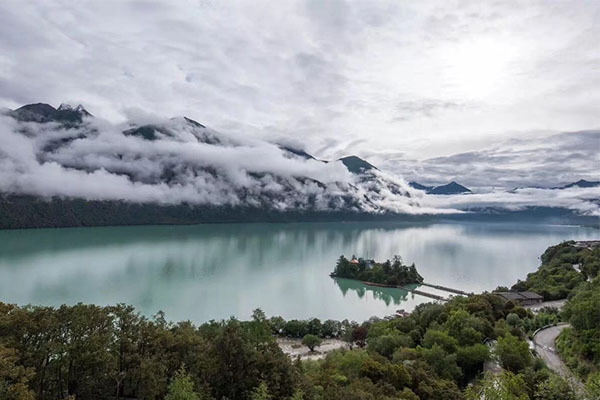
[331,254,424,287]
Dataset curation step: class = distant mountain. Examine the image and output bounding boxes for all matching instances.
[429,182,472,195]
[409,181,471,195]
[123,117,222,145]
[1,102,595,229]
[279,146,318,161]
[0,103,417,228]
[557,179,600,189]
[408,181,432,191]
[510,179,600,192]
[339,156,378,174]
[9,102,92,124]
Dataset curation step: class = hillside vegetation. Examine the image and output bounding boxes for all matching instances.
[1,241,599,399]
[0,297,580,399]
[510,241,599,300]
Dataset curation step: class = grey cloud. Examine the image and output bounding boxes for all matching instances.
[423,186,600,217]
[0,0,598,209]
[0,107,598,217]
[394,98,470,120]
[0,111,433,215]
[369,130,600,189]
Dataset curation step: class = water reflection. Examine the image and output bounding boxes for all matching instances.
[0,221,596,323]
[334,278,418,306]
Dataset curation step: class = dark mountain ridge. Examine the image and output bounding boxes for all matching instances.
[409,181,471,195]
[0,102,417,222]
[510,179,600,192]
[9,102,92,124]
[556,179,600,189]
[339,156,378,174]
[0,102,596,229]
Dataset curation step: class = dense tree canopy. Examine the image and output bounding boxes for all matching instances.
[0,294,553,400]
[557,278,600,382]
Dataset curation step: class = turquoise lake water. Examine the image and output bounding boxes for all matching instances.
[0,221,597,323]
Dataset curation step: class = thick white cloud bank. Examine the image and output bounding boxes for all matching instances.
[0,112,432,213]
[0,109,598,217]
[423,187,600,217]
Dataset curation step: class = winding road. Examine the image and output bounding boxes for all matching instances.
[533,323,584,393]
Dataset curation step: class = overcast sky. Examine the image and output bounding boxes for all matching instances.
[1,0,598,186]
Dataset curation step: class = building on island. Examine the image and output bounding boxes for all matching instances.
[495,291,543,306]
[574,240,600,249]
[350,257,375,268]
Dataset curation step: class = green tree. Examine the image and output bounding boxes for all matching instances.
[586,372,600,399]
[533,374,577,400]
[370,334,409,359]
[421,344,462,381]
[306,318,322,336]
[534,374,577,400]
[457,344,490,380]
[248,309,272,350]
[465,371,529,400]
[250,382,272,400]
[289,390,304,400]
[496,333,532,372]
[342,325,355,349]
[321,319,341,337]
[422,329,458,353]
[165,367,199,400]
[0,345,34,400]
[268,316,285,335]
[301,334,322,352]
[445,309,485,346]
[506,313,521,327]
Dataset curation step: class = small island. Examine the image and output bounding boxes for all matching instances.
[331,255,423,287]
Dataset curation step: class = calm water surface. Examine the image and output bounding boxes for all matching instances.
[0,221,597,323]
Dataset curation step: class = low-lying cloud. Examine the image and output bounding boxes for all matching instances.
[0,108,598,217]
[0,111,432,214]
[424,187,600,217]
[367,130,600,190]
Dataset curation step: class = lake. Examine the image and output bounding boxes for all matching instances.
[0,221,597,323]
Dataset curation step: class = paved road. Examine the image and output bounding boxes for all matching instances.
[533,324,584,393]
[524,299,567,312]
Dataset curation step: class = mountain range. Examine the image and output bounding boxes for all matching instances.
[556,179,600,189]
[0,103,597,229]
[0,103,423,223]
[408,181,472,195]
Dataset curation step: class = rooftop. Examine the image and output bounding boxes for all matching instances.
[574,240,600,248]
[495,291,543,301]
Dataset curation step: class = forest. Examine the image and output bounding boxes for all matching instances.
[1,241,599,400]
[331,255,424,286]
[509,241,600,300]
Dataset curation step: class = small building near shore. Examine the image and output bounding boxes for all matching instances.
[495,291,543,306]
[574,240,600,249]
